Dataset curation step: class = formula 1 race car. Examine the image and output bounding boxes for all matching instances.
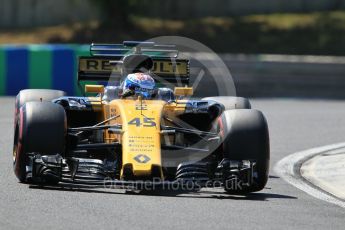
[13,41,269,194]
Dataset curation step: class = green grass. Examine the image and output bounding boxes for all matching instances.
[4,11,345,55]
[125,11,345,55]
[243,11,345,30]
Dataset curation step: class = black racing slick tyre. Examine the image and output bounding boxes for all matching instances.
[16,89,66,109]
[14,89,66,127]
[202,96,251,110]
[220,109,270,194]
[13,102,66,183]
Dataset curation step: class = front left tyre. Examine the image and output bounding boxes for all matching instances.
[219,109,270,194]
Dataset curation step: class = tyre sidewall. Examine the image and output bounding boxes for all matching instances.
[220,109,270,193]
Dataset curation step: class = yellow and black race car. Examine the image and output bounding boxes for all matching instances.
[13,41,269,193]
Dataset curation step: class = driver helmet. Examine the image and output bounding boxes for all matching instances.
[122,73,155,99]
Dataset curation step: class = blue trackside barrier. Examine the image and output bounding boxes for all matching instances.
[0,44,89,96]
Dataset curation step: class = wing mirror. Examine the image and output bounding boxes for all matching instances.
[174,87,193,97]
[85,85,105,94]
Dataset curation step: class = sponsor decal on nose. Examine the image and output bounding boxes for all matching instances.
[134,154,151,163]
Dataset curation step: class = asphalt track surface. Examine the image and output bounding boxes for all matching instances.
[0,97,345,230]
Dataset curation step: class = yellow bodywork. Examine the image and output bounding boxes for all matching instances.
[86,90,189,179]
[112,99,165,177]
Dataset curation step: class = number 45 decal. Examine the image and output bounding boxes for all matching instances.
[128,117,156,127]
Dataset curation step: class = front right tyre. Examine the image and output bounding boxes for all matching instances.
[13,102,66,183]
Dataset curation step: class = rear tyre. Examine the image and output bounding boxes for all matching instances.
[202,96,251,110]
[220,109,269,194]
[16,89,66,108]
[15,89,66,126]
[13,102,66,183]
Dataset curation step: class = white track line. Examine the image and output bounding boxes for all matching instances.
[274,142,345,209]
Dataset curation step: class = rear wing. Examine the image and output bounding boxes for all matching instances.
[77,41,190,84]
